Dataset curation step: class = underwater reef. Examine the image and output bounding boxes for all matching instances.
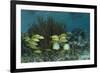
[21,16,90,63]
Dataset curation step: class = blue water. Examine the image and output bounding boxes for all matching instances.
[21,10,90,34]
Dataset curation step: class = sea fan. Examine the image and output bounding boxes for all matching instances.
[28,16,67,50]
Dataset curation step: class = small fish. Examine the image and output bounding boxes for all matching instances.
[32,38,39,42]
[34,50,42,54]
